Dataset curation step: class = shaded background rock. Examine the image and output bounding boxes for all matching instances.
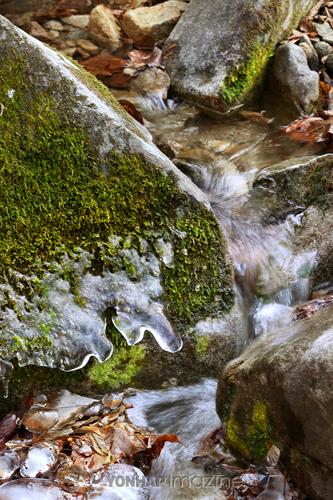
[216,303,333,500]
[122,0,187,48]
[164,0,318,111]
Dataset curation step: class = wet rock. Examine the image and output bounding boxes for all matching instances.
[130,67,170,99]
[216,303,333,500]
[122,1,187,48]
[61,14,90,29]
[314,21,333,43]
[165,0,317,111]
[247,154,333,220]
[295,206,333,288]
[129,297,248,388]
[89,4,122,50]
[273,43,319,113]
[246,154,333,290]
[0,16,233,395]
[314,40,332,59]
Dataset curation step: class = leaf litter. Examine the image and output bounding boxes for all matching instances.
[0,389,179,498]
[193,429,303,499]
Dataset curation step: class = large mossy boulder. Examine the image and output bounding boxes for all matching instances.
[216,304,333,499]
[164,0,317,111]
[0,16,234,395]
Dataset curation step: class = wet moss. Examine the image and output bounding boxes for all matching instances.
[247,401,272,460]
[225,400,272,461]
[88,345,146,390]
[195,335,210,356]
[220,43,274,105]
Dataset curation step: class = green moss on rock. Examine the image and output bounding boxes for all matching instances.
[221,43,274,105]
[88,345,146,390]
[225,400,272,461]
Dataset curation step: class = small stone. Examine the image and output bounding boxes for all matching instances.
[314,41,333,59]
[61,14,90,29]
[130,67,171,98]
[325,53,333,76]
[122,1,187,47]
[28,21,51,41]
[299,41,319,72]
[274,43,319,113]
[60,39,77,49]
[62,47,78,57]
[107,0,149,7]
[76,39,99,54]
[44,20,64,31]
[314,21,333,44]
[89,5,122,50]
[48,30,60,39]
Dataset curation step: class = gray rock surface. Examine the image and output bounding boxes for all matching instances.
[274,43,319,113]
[216,303,333,499]
[165,0,318,110]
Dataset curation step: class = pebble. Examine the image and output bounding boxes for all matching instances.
[314,21,333,44]
[43,20,64,31]
[76,38,99,54]
[61,14,90,30]
[314,40,333,59]
[299,40,319,71]
[122,0,187,47]
[89,4,122,50]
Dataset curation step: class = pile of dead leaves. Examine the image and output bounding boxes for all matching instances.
[0,389,178,497]
[80,46,164,89]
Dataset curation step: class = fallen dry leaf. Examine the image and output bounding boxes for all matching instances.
[118,99,144,124]
[283,115,333,143]
[240,110,275,125]
[81,54,127,77]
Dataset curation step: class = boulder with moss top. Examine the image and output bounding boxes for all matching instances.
[216,303,333,499]
[164,0,318,111]
[0,15,235,400]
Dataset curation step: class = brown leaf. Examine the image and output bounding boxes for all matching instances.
[118,99,144,124]
[127,47,163,70]
[283,116,330,143]
[81,54,127,77]
[103,73,132,89]
[240,110,275,125]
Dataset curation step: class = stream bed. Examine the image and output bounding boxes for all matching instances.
[1,91,332,499]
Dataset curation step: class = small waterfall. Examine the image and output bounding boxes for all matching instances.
[200,165,317,338]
